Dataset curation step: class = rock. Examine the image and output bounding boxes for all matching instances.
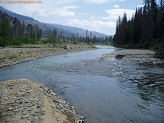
[115,54,125,59]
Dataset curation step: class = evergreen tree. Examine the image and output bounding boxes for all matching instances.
[121,13,128,44]
[114,0,164,50]
[0,13,10,46]
[53,28,57,45]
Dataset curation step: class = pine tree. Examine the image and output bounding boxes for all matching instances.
[113,0,163,49]
[53,28,57,46]
[0,13,10,46]
[159,0,164,41]
[122,13,128,45]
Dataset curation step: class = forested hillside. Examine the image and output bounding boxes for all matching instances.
[0,7,113,47]
[0,6,112,46]
[113,0,164,50]
[0,12,42,46]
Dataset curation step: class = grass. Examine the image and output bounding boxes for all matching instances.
[5,54,17,60]
[47,49,56,53]
[18,51,23,54]
[0,55,5,60]
[0,54,16,60]
[89,44,97,48]
[0,43,93,67]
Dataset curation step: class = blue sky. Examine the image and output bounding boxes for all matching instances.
[1,0,160,35]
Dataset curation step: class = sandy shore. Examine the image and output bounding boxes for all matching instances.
[103,49,164,64]
[0,44,93,68]
[0,79,84,123]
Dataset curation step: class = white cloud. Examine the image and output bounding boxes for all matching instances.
[105,9,135,20]
[44,0,76,6]
[113,4,120,8]
[2,0,129,35]
[68,19,115,28]
[83,0,107,4]
[83,0,125,4]
[68,19,116,34]
[65,6,133,34]
[4,0,78,18]
[47,6,78,17]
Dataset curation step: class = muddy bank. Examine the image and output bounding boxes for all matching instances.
[0,44,93,68]
[0,79,84,123]
[103,49,164,64]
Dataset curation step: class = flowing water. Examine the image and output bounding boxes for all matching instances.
[0,46,163,123]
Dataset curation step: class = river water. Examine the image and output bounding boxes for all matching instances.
[0,46,163,123]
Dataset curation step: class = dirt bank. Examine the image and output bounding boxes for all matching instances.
[0,44,93,68]
[0,79,84,123]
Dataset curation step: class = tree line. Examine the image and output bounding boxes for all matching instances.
[0,12,42,46]
[40,29,112,46]
[113,0,164,50]
[0,11,112,47]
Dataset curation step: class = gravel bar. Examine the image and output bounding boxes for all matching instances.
[0,44,93,68]
[103,49,164,64]
[0,79,84,123]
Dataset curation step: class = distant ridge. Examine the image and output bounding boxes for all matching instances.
[0,6,34,21]
[0,6,107,37]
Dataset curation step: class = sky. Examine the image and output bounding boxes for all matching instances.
[0,0,160,35]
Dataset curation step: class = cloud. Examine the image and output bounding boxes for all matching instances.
[3,0,78,18]
[2,0,128,35]
[105,9,135,20]
[68,19,115,28]
[83,0,107,4]
[113,4,120,8]
[46,6,78,17]
[68,19,116,34]
[44,0,76,6]
[83,0,125,4]
[73,8,134,34]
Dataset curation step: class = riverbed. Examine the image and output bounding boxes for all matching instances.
[0,46,163,123]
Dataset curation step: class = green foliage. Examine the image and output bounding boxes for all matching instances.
[90,44,97,48]
[113,0,164,50]
[0,11,111,47]
[0,37,6,46]
[11,38,22,46]
[0,53,17,60]
[0,13,43,47]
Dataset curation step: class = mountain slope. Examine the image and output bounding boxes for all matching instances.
[0,6,107,37]
[0,6,34,21]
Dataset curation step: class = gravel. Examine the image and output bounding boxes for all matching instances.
[0,79,84,123]
[103,49,164,64]
[0,44,93,68]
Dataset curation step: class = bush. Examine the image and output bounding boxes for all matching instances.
[0,37,6,47]
[11,39,22,46]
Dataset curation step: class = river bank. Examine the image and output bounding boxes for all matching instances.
[0,46,163,123]
[0,43,93,68]
[0,79,84,123]
[103,49,164,64]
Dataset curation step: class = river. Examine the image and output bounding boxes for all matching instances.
[0,46,163,123]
